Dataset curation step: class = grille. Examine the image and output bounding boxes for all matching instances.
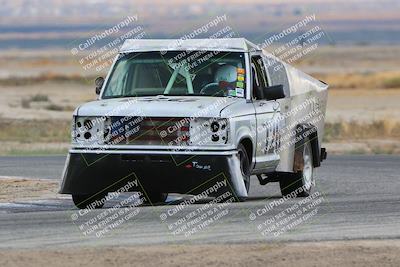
[106,117,190,146]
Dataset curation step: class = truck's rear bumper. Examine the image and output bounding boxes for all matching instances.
[59,150,248,198]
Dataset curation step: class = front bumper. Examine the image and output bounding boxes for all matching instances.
[59,149,248,198]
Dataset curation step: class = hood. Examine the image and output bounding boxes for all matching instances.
[76,96,243,118]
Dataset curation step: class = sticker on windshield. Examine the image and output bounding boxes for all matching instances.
[228,89,237,97]
[237,74,245,81]
[235,88,244,97]
[237,68,245,75]
[236,81,244,88]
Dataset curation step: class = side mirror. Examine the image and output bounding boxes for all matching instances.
[95,77,104,95]
[263,84,285,101]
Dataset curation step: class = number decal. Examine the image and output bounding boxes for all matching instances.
[265,114,284,154]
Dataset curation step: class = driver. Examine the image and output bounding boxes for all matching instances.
[199,64,238,96]
[214,64,237,92]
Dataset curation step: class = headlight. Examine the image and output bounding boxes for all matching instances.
[72,116,110,145]
[189,118,229,146]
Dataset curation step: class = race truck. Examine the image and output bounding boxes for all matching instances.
[60,38,328,209]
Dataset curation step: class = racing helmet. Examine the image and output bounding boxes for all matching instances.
[214,64,237,83]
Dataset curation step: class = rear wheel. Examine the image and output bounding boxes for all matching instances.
[279,140,314,197]
[143,191,168,204]
[72,193,107,209]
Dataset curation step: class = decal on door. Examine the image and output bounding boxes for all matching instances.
[265,114,284,154]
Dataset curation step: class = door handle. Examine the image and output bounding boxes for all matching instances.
[259,102,267,106]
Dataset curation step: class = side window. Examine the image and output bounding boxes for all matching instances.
[257,57,268,87]
[251,64,260,88]
[263,56,290,97]
[251,56,268,100]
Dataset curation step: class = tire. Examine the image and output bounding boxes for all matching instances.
[143,191,168,204]
[72,193,107,209]
[238,143,251,194]
[279,140,314,197]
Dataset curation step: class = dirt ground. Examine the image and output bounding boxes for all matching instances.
[0,177,59,202]
[0,82,93,121]
[326,89,400,123]
[0,240,399,267]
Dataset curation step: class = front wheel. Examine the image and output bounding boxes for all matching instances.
[279,140,314,197]
[238,143,251,195]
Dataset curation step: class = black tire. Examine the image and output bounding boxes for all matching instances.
[279,140,314,197]
[143,191,168,204]
[238,143,251,194]
[72,193,107,209]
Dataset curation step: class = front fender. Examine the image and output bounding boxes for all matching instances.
[231,117,256,152]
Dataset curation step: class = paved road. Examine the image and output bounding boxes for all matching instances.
[0,155,65,179]
[0,155,399,249]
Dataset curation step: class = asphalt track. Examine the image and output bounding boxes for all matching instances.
[0,155,399,249]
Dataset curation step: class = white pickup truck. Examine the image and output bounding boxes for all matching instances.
[60,38,328,209]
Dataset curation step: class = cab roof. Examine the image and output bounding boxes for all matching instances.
[120,38,261,53]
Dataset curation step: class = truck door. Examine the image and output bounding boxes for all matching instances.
[262,55,292,173]
[251,55,281,172]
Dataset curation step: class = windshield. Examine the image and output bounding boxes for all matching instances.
[102,51,246,98]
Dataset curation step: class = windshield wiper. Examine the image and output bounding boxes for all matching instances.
[162,93,194,96]
[105,93,230,98]
[162,93,227,97]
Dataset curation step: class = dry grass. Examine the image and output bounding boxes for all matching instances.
[20,94,74,112]
[0,142,69,156]
[324,120,400,142]
[323,120,400,154]
[0,119,70,143]
[45,103,69,111]
[314,71,400,89]
[21,94,50,109]
[0,72,95,86]
[325,140,400,155]
[383,77,400,89]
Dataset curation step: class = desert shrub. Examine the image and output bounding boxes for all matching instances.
[45,104,64,111]
[383,77,400,88]
[21,98,31,108]
[30,94,49,102]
